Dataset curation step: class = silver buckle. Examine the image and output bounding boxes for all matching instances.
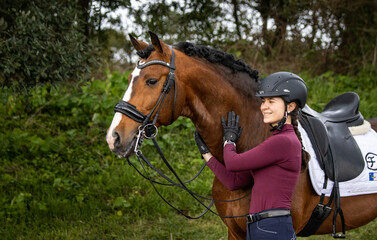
[142,123,158,139]
[134,126,144,154]
[134,124,159,154]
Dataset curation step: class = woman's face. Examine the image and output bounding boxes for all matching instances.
[260,97,286,126]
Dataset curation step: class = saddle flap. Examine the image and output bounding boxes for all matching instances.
[325,122,365,182]
[299,113,330,170]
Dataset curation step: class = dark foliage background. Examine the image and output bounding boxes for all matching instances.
[1,0,377,89]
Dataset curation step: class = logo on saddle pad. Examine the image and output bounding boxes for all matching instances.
[365,153,377,170]
[370,173,377,181]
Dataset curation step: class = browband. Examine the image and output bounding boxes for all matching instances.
[137,59,174,70]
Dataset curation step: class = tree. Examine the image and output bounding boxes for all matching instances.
[0,0,133,88]
[0,1,99,89]
[253,0,310,57]
[331,0,377,73]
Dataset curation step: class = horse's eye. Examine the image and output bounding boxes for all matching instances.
[146,78,158,86]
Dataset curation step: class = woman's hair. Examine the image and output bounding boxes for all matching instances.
[290,107,310,171]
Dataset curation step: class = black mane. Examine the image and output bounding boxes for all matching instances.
[174,42,258,81]
[136,42,258,81]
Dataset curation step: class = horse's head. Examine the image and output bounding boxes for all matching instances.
[106,32,185,157]
[107,31,265,158]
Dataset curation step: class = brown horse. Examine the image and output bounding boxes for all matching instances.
[106,32,377,239]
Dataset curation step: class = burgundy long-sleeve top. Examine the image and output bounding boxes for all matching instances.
[207,124,301,214]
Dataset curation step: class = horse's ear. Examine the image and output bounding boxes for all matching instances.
[129,34,148,51]
[149,31,168,55]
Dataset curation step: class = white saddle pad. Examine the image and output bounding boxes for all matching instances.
[299,123,377,197]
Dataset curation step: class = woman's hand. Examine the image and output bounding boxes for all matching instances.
[221,111,243,143]
[194,131,213,162]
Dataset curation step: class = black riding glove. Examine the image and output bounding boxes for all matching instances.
[221,111,243,143]
[194,131,210,155]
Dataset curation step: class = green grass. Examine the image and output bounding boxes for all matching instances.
[1,69,377,239]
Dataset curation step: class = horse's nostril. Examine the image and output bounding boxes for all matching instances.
[113,131,120,148]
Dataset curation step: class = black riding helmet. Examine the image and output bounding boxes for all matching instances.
[256,72,308,130]
[256,72,307,108]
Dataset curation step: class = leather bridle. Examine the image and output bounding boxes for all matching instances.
[113,46,249,219]
[114,46,177,137]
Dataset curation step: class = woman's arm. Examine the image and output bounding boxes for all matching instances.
[202,153,253,191]
[223,135,290,171]
[194,125,253,191]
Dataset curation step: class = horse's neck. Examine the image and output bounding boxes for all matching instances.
[178,57,270,160]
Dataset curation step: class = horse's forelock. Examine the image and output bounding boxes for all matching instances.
[136,45,155,59]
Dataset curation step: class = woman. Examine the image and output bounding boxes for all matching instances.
[195,72,310,239]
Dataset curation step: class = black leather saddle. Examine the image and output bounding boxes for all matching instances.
[300,92,365,182]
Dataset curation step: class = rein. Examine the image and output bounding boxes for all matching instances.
[114,46,249,219]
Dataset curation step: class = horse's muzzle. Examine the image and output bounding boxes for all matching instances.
[106,130,137,158]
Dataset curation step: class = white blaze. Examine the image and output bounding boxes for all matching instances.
[122,67,140,101]
[106,66,141,149]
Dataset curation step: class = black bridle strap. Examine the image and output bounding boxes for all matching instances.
[140,46,176,126]
[126,156,207,186]
[137,59,174,70]
[127,153,250,203]
[133,153,213,219]
[132,145,250,219]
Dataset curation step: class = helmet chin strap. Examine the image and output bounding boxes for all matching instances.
[270,102,288,131]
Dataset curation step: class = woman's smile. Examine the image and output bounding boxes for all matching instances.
[260,97,286,126]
